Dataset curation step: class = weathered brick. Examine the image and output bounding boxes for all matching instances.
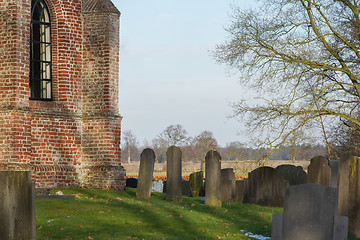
[0,0,125,190]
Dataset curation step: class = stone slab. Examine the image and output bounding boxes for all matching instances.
[307,155,331,186]
[137,148,156,199]
[244,166,289,207]
[275,164,307,185]
[166,146,182,201]
[282,183,338,240]
[0,171,36,240]
[333,216,348,240]
[205,150,222,207]
[271,213,283,240]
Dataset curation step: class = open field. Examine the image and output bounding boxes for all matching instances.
[123,160,311,178]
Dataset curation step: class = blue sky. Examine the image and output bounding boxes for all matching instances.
[112,0,255,147]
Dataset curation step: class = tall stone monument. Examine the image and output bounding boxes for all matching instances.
[136,148,156,199]
[205,150,222,207]
[166,146,182,202]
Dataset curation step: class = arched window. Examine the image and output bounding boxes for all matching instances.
[30,0,52,100]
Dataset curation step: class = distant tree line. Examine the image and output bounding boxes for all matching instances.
[122,124,330,164]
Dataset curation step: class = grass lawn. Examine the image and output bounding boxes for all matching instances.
[36,188,279,240]
[36,188,360,240]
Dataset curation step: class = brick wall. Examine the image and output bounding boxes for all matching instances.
[0,0,125,190]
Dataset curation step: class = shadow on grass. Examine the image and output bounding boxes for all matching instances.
[37,188,280,240]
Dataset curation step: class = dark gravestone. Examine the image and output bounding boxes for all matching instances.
[244,166,289,207]
[220,168,236,202]
[307,155,331,186]
[235,180,245,203]
[0,171,36,240]
[166,146,182,202]
[126,178,138,188]
[275,164,307,185]
[163,179,191,196]
[181,179,192,196]
[282,184,338,240]
[189,171,203,198]
[205,150,222,207]
[200,182,205,197]
[338,153,360,237]
[136,148,155,199]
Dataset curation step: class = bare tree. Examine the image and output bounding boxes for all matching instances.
[224,141,247,161]
[157,124,189,147]
[122,130,139,163]
[193,131,218,171]
[214,0,360,159]
[330,114,360,159]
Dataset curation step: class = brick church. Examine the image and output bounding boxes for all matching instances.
[0,0,125,190]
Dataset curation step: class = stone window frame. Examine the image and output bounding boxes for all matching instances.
[30,0,52,101]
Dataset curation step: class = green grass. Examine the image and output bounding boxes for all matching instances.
[36,188,360,240]
[36,188,280,240]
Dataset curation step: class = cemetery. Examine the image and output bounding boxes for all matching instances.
[0,0,359,239]
[2,146,360,239]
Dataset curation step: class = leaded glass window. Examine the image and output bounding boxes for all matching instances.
[30,0,52,100]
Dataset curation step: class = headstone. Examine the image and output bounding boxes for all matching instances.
[235,180,245,203]
[189,171,203,198]
[166,146,182,202]
[271,213,283,240]
[244,166,289,207]
[181,178,192,196]
[0,171,36,240]
[136,148,155,199]
[164,179,191,196]
[126,178,138,188]
[329,160,339,188]
[205,150,222,207]
[282,184,338,240]
[220,168,236,202]
[338,153,360,237]
[275,164,307,185]
[307,155,331,186]
[333,216,348,240]
[151,179,163,193]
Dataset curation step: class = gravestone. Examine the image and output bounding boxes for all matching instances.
[136,148,156,199]
[277,184,346,240]
[244,166,289,207]
[220,168,236,202]
[235,180,246,203]
[181,178,192,196]
[126,178,138,188]
[338,153,360,237]
[271,213,283,240]
[0,171,36,240]
[275,164,307,185]
[307,155,331,186]
[151,179,163,193]
[333,216,349,240]
[189,171,203,198]
[166,146,182,201]
[205,150,222,207]
[329,160,340,188]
